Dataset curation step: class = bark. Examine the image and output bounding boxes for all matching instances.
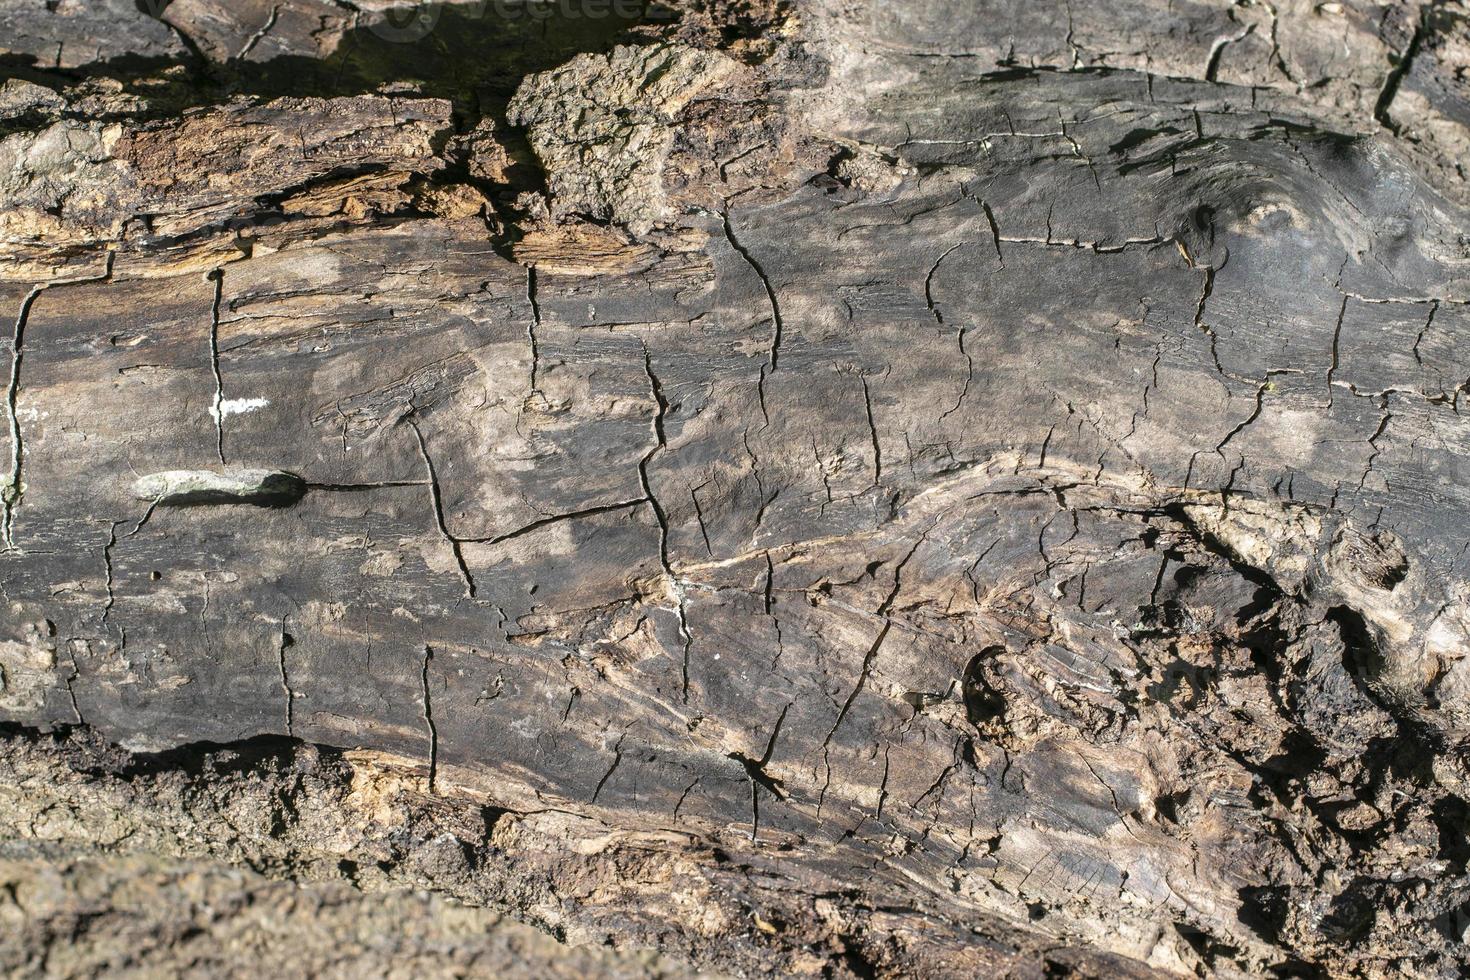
[2,0,1470,976]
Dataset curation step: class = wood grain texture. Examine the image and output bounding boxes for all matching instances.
[2,0,1470,976]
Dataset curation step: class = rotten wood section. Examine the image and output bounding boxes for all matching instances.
[2,0,1470,976]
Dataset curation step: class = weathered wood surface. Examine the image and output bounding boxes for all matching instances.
[2,0,1470,976]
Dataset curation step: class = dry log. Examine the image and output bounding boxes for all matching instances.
[2,0,1470,976]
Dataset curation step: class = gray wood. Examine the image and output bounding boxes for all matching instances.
[2,0,1469,975]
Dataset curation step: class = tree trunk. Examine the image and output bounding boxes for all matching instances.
[2,0,1470,976]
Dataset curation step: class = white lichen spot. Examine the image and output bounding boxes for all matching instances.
[215,397,270,418]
